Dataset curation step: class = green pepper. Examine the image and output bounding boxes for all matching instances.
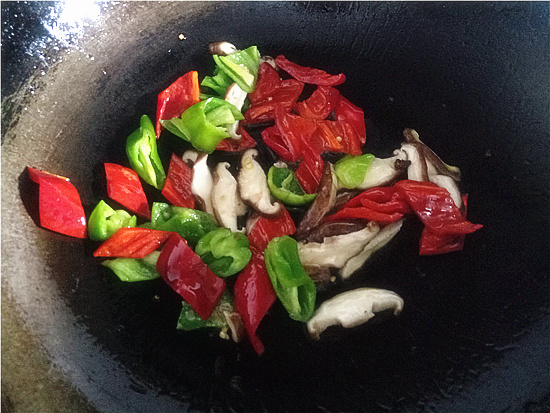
[334,153,375,189]
[88,200,137,241]
[201,66,234,96]
[126,114,166,189]
[195,228,252,278]
[267,166,317,206]
[102,251,160,282]
[150,202,218,245]
[264,236,316,322]
[212,46,261,93]
[160,97,244,153]
[177,290,234,332]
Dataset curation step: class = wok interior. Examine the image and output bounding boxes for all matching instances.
[2,2,549,412]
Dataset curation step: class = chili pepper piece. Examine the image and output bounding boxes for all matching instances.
[294,86,341,120]
[249,62,282,104]
[104,163,150,219]
[177,290,234,331]
[93,227,172,258]
[275,55,346,86]
[102,251,161,282]
[28,167,87,238]
[334,154,375,189]
[264,236,316,322]
[156,70,201,138]
[234,254,277,355]
[212,46,261,93]
[247,207,296,256]
[267,166,317,206]
[215,126,257,152]
[161,154,195,208]
[88,200,137,241]
[334,95,367,145]
[156,233,225,320]
[295,146,324,194]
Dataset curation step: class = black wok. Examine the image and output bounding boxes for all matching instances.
[2,2,549,412]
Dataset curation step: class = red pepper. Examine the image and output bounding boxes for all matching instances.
[314,119,362,155]
[261,125,295,161]
[294,86,340,120]
[161,154,195,208]
[419,195,469,255]
[395,180,483,235]
[275,55,346,86]
[28,167,87,238]
[247,207,296,256]
[295,146,324,194]
[93,227,172,258]
[233,254,277,355]
[104,163,150,219]
[156,71,201,138]
[334,95,367,145]
[245,64,304,124]
[215,126,257,152]
[156,233,225,320]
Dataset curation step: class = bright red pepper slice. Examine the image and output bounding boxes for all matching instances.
[249,62,282,104]
[294,86,340,120]
[314,119,362,155]
[156,233,225,320]
[419,195,469,255]
[275,55,346,86]
[326,207,405,224]
[233,254,277,355]
[161,154,195,208]
[295,146,324,194]
[104,163,150,219]
[261,125,295,161]
[395,180,483,235]
[28,167,87,238]
[334,95,367,145]
[245,77,304,124]
[156,70,201,138]
[247,207,296,256]
[215,126,257,152]
[93,227,172,258]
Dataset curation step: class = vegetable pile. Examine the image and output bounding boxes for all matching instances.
[27,42,482,355]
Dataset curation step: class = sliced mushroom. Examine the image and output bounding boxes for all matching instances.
[191,153,214,215]
[212,162,247,232]
[400,143,429,182]
[307,288,404,340]
[208,41,238,56]
[238,149,282,216]
[356,150,410,190]
[295,163,338,239]
[224,83,248,140]
[297,221,380,269]
[303,264,333,285]
[223,311,246,343]
[182,149,199,166]
[297,219,368,243]
[339,219,404,279]
[260,55,277,69]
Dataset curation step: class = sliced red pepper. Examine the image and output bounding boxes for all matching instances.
[245,79,304,124]
[215,126,257,152]
[275,55,346,86]
[93,227,172,258]
[334,95,367,145]
[247,207,296,256]
[249,62,282,104]
[419,195,469,255]
[295,146,324,194]
[314,119,362,155]
[294,86,340,120]
[28,167,87,238]
[395,180,483,235]
[156,233,225,320]
[161,153,195,208]
[233,254,277,355]
[104,163,150,219]
[326,207,405,224]
[156,70,201,138]
[261,125,295,161]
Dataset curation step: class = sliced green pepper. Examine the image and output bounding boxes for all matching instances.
[102,251,160,282]
[195,228,252,278]
[201,66,234,96]
[267,166,317,206]
[88,200,137,241]
[212,46,261,93]
[177,290,234,331]
[334,153,375,189]
[160,97,244,153]
[150,202,218,245]
[264,236,316,322]
[126,114,166,189]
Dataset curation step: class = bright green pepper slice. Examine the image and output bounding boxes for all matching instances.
[102,251,160,282]
[195,228,252,277]
[150,202,218,245]
[267,166,317,206]
[264,235,316,322]
[88,200,137,241]
[177,290,234,331]
[126,114,166,189]
[160,97,244,153]
[212,46,261,93]
[201,66,234,96]
[334,153,375,189]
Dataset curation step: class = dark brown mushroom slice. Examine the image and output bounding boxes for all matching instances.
[302,264,333,286]
[400,143,430,182]
[224,311,246,343]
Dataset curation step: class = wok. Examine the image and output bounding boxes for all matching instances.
[2,2,549,412]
